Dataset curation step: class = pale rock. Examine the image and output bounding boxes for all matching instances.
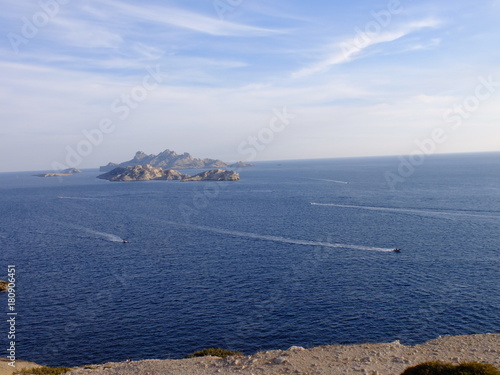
[182,169,240,181]
[273,357,287,364]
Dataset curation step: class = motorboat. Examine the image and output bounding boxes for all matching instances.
[122,240,128,243]
[393,248,401,253]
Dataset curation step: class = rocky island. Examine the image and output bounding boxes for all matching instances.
[97,165,189,181]
[182,169,240,181]
[34,168,81,177]
[229,161,253,168]
[100,149,251,171]
[97,165,239,182]
[61,168,82,174]
[34,173,73,177]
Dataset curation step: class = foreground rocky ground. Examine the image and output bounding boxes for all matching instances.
[0,359,40,375]
[3,334,498,375]
[65,334,499,375]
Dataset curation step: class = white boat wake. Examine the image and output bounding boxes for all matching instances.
[305,178,349,185]
[58,196,101,201]
[86,229,123,242]
[68,224,124,242]
[166,221,393,252]
[309,203,500,220]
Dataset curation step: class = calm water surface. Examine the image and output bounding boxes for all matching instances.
[0,153,499,366]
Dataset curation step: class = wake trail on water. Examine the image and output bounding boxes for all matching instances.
[58,196,102,201]
[67,224,124,242]
[305,178,349,184]
[165,221,393,252]
[310,203,500,220]
[87,230,123,242]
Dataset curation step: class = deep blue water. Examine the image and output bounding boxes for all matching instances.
[0,152,499,366]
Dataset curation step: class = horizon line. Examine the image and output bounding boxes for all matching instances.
[1,149,499,174]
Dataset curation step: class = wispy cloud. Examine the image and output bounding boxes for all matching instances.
[292,18,442,78]
[1,1,498,171]
[51,17,124,49]
[405,37,442,51]
[101,0,280,37]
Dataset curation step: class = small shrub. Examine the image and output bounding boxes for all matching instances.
[184,347,243,358]
[455,363,500,375]
[401,361,500,375]
[13,366,72,375]
[401,361,455,375]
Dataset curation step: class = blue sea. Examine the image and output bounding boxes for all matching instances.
[0,152,499,367]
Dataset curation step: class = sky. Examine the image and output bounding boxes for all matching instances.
[1,0,500,172]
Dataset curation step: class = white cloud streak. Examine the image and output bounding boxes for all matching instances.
[293,18,442,78]
[50,17,124,49]
[101,0,280,37]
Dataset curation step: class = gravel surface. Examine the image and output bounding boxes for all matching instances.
[64,334,499,375]
[0,359,42,375]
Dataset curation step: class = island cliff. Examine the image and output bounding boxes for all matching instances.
[61,168,82,174]
[97,165,189,181]
[34,173,72,177]
[100,149,251,172]
[97,165,239,182]
[182,169,240,181]
[100,149,225,171]
[229,161,253,168]
[34,168,82,177]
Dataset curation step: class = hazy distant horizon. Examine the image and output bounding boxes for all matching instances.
[1,1,499,172]
[2,148,499,174]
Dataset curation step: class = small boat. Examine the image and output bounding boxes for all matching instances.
[122,240,128,243]
[393,248,401,253]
